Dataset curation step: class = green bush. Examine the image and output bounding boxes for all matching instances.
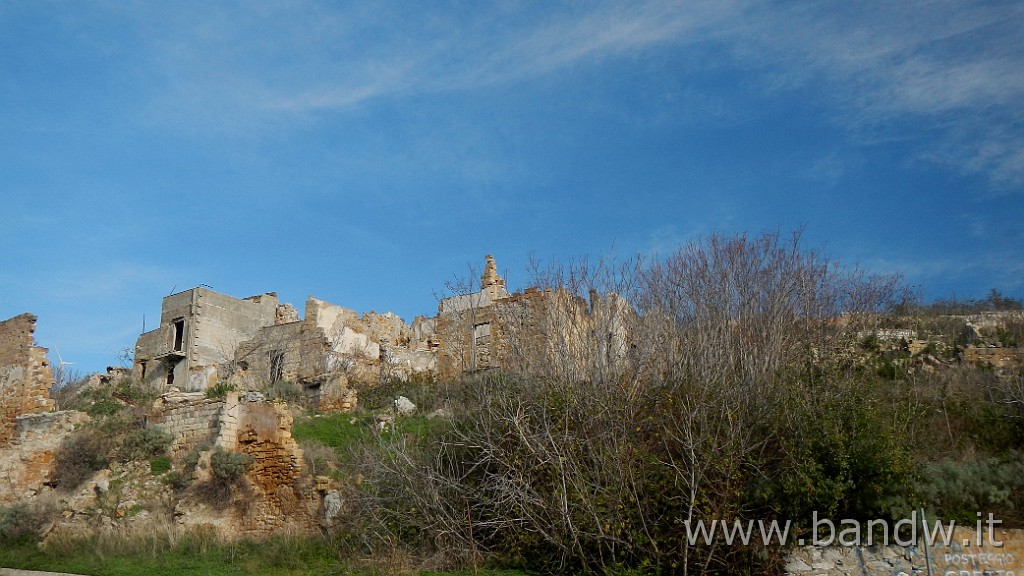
[182,444,208,472]
[194,448,252,507]
[205,381,237,399]
[150,456,172,475]
[915,454,1024,523]
[210,448,251,482]
[162,470,192,491]
[119,427,174,462]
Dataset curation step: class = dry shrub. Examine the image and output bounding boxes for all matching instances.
[346,231,911,575]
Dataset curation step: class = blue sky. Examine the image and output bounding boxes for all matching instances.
[1,1,1022,374]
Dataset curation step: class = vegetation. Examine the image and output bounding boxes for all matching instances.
[328,231,1024,575]
[205,380,238,399]
[8,230,1024,575]
[0,524,527,576]
[195,447,253,506]
[51,375,171,491]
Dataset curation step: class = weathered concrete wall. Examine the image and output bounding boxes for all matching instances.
[134,288,280,392]
[190,290,278,371]
[786,527,1024,575]
[234,321,328,386]
[0,314,55,444]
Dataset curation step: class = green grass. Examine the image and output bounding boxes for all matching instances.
[292,413,374,457]
[0,535,530,576]
[292,412,449,461]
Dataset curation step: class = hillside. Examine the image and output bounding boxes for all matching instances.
[2,233,1023,575]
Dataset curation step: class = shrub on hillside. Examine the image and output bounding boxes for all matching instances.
[195,447,252,507]
[118,427,173,462]
[52,428,109,491]
[0,503,49,546]
[210,448,250,482]
[915,454,1024,524]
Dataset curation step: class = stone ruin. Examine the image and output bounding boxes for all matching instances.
[0,314,56,444]
[0,314,85,504]
[2,258,1024,546]
[0,313,320,535]
[129,255,635,400]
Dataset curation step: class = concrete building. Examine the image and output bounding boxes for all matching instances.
[133,288,280,391]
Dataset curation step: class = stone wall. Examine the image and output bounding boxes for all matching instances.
[234,397,307,533]
[172,392,316,535]
[0,314,55,445]
[786,526,1024,575]
[961,345,1024,374]
[148,392,224,456]
[0,410,87,504]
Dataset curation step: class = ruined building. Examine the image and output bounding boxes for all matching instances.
[133,288,436,408]
[130,256,635,401]
[434,256,633,380]
[0,313,85,504]
[0,314,56,444]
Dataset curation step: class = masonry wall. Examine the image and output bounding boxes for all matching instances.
[0,411,88,504]
[786,527,1024,575]
[0,314,55,444]
[148,395,224,456]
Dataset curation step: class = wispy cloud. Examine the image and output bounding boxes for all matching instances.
[98,0,1024,185]
[727,1,1024,186]
[125,1,744,125]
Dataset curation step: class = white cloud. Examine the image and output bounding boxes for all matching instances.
[726,0,1024,186]
[104,0,1024,185]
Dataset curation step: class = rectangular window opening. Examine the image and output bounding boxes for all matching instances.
[269,350,285,384]
[172,319,185,352]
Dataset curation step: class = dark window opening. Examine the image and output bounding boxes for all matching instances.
[140,361,147,380]
[165,363,175,387]
[269,350,285,384]
[172,319,185,352]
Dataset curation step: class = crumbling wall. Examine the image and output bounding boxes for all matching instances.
[0,314,56,444]
[305,297,381,381]
[235,398,307,532]
[148,393,224,457]
[233,321,329,387]
[0,410,88,504]
[175,392,316,535]
[961,344,1024,373]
